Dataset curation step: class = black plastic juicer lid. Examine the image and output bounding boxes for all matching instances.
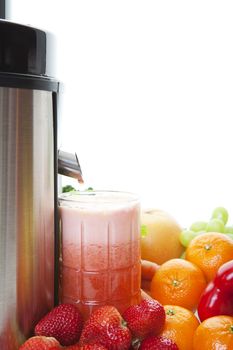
[0,20,58,90]
[0,19,59,92]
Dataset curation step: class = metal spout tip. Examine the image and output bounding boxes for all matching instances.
[76,171,84,184]
[58,150,84,184]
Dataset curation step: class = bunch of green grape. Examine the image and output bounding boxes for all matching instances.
[179,207,233,248]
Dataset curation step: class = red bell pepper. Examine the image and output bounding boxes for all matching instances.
[197,259,233,322]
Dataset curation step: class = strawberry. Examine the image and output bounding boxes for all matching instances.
[79,345,108,349]
[35,303,83,346]
[122,299,165,339]
[139,335,179,350]
[19,336,61,350]
[79,305,131,350]
[51,345,107,350]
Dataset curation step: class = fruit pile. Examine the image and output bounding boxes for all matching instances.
[20,206,233,349]
[140,206,233,349]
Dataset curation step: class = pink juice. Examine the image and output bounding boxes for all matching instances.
[59,191,141,319]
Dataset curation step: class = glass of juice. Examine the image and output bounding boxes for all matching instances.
[58,190,141,319]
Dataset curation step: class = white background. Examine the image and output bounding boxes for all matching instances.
[7,1,233,227]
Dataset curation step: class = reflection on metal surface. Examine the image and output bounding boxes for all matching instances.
[0,87,54,349]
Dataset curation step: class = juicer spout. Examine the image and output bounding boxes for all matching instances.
[58,150,84,184]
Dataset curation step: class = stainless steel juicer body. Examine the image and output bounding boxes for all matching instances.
[0,20,60,349]
[0,86,56,348]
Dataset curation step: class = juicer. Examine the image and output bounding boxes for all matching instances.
[0,19,82,349]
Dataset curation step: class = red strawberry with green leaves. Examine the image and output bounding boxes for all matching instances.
[123,299,166,340]
[79,305,131,350]
[19,336,61,350]
[139,335,179,350]
[35,303,83,346]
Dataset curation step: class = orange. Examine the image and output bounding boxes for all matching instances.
[150,258,207,311]
[186,232,233,282]
[160,305,200,350]
[193,315,233,349]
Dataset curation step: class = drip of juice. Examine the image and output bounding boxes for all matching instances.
[59,191,141,319]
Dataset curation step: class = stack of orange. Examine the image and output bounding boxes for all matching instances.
[141,229,233,349]
[148,232,233,308]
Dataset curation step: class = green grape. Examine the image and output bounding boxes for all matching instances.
[179,229,200,248]
[224,226,233,234]
[211,207,228,225]
[190,221,207,232]
[225,233,233,240]
[206,218,225,233]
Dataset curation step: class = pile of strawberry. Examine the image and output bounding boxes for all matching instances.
[19,300,178,350]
